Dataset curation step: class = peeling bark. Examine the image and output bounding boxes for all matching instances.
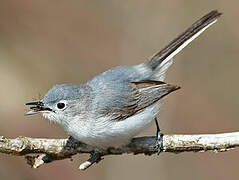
[0,132,239,170]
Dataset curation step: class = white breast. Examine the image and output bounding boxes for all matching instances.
[66,102,161,148]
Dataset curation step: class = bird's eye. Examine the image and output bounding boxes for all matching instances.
[56,102,65,109]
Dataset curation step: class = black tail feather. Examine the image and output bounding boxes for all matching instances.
[145,10,222,71]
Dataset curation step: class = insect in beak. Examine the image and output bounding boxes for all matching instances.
[25,101,53,115]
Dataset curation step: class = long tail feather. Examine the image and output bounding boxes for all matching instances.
[145,10,222,71]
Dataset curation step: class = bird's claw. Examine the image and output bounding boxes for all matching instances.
[154,132,164,154]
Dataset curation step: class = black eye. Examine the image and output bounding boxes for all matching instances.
[57,102,65,109]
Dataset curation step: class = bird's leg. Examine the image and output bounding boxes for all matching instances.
[79,149,103,170]
[154,117,164,154]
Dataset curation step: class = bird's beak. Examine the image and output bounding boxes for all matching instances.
[25,101,52,115]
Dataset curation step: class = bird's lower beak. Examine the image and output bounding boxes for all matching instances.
[25,101,52,115]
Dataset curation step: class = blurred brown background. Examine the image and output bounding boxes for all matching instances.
[0,0,238,180]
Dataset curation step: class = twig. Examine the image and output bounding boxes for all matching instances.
[0,132,239,170]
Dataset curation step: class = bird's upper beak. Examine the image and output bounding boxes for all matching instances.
[25,101,52,115]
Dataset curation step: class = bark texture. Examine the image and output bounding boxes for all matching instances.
[0,132,238,170]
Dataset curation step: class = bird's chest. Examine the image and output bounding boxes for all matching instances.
[65,103,160,148]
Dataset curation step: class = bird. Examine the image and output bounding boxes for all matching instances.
[26,10,221,149]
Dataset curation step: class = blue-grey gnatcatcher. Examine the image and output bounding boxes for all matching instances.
[26,11,221,149]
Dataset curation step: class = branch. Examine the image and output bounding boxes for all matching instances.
[0,132,239,170]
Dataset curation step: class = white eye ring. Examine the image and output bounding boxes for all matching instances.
[56,101,67,110]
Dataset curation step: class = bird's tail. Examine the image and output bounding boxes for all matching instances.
[144,10,222,81]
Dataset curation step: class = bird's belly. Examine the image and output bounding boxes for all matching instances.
[67,103,160,149]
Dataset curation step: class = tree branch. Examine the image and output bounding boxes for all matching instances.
[0,132,239,170]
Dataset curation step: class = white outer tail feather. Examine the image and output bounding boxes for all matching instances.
[153,19,218,81]
[159,19,217,68]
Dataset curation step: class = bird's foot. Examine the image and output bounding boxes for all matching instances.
[154,131,164,155]
[154,117,164,154]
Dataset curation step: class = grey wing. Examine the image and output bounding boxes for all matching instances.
[88,73,179,121]
[111,80,180,120]
[131,80,180,112]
